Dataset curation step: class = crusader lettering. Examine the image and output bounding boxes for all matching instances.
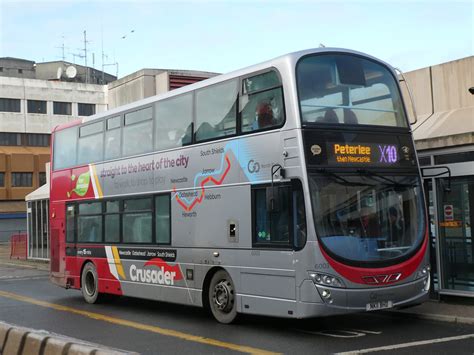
[129,264,177,285]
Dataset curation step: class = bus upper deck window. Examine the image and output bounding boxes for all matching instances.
[297,54,408,128]
[241,70,285,133]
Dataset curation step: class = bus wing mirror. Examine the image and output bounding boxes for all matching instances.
[266,186,280,213]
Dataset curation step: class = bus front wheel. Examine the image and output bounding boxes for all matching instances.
[208,270,237,324]
[81,262,101,304]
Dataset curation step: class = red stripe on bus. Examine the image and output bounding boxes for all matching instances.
[319,230,428,285]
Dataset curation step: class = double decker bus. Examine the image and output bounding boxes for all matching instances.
[50,48,429,323]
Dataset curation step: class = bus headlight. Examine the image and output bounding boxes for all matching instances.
[423,273,431,292]
[309,272,345,288]
[416,265,430,279]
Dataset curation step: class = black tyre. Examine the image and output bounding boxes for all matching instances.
[208,270,237,324]
[81,262,101,304]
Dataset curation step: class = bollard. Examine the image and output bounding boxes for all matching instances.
[22,332,48,355]
[2,328,28,354]
[0,323,11,353]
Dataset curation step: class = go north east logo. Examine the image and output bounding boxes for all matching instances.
[129,258,183,286]
[67,172,91,198]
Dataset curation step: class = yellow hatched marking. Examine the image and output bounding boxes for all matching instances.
[0,290,279,355]
[112,246,126,280]
[90,164,103,198]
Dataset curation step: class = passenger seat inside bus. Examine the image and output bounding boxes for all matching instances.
[343,108,359,124]
[317,109,339,124]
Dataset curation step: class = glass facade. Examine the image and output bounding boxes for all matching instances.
[27,199,49,260]
[421,151,474,296]
[437,176,474,292]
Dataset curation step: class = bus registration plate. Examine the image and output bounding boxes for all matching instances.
[366,300,393,311]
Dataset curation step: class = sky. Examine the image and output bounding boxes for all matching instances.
[0,0,472,78]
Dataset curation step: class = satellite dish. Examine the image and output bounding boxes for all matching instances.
[65,66,77,79]
[56,67,63,79]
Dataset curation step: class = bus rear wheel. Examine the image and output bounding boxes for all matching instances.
[81,262,101,304]
[208,270,237,324]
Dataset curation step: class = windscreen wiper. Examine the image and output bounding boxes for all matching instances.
[315,168,374,187]
[356,169,413,188]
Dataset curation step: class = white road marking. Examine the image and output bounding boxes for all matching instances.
[335,333,474,354]
[0,275,48,281]
[0,262,41,269]
[293,328,382,338]
[293,329,365,338]
[347,328,382,335]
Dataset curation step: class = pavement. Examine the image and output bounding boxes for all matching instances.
[387,297,474,325]
[1,241,474,326]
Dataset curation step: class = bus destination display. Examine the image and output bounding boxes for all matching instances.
[304,130,416,168]
[329,142,399,165]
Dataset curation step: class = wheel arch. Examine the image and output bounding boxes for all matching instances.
[202,266,226,310]
[79,259,94,288]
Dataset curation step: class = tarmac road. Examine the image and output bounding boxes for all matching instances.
[1,264,474,354]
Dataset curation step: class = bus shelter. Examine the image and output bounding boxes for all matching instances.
[25,174,49,260]
[416,112,474,297]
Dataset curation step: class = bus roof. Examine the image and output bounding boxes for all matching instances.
[52,47,393,133]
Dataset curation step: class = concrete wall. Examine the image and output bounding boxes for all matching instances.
[108,69,219,109]
[0,77,108,134]
[107,69,166,109]
[36,61,117,84]
[431,56,474,112]
[0,58,35,79]
[406,56,474,150]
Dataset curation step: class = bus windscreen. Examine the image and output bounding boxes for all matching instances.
[296,53,408,128]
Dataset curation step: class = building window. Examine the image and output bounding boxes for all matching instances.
[18,69,23,74]
[0,67,3,72]
[26,134,50,147]
[418,156,431,166]
[0,98,21,113]
[0,133,21,146]
[78,103,96,116]
[434,151,474,165]
[38,172,46,186]
[53,101,72,115]
[11,172,33,187]
[0,173,4,187]
[27,100,47,114]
